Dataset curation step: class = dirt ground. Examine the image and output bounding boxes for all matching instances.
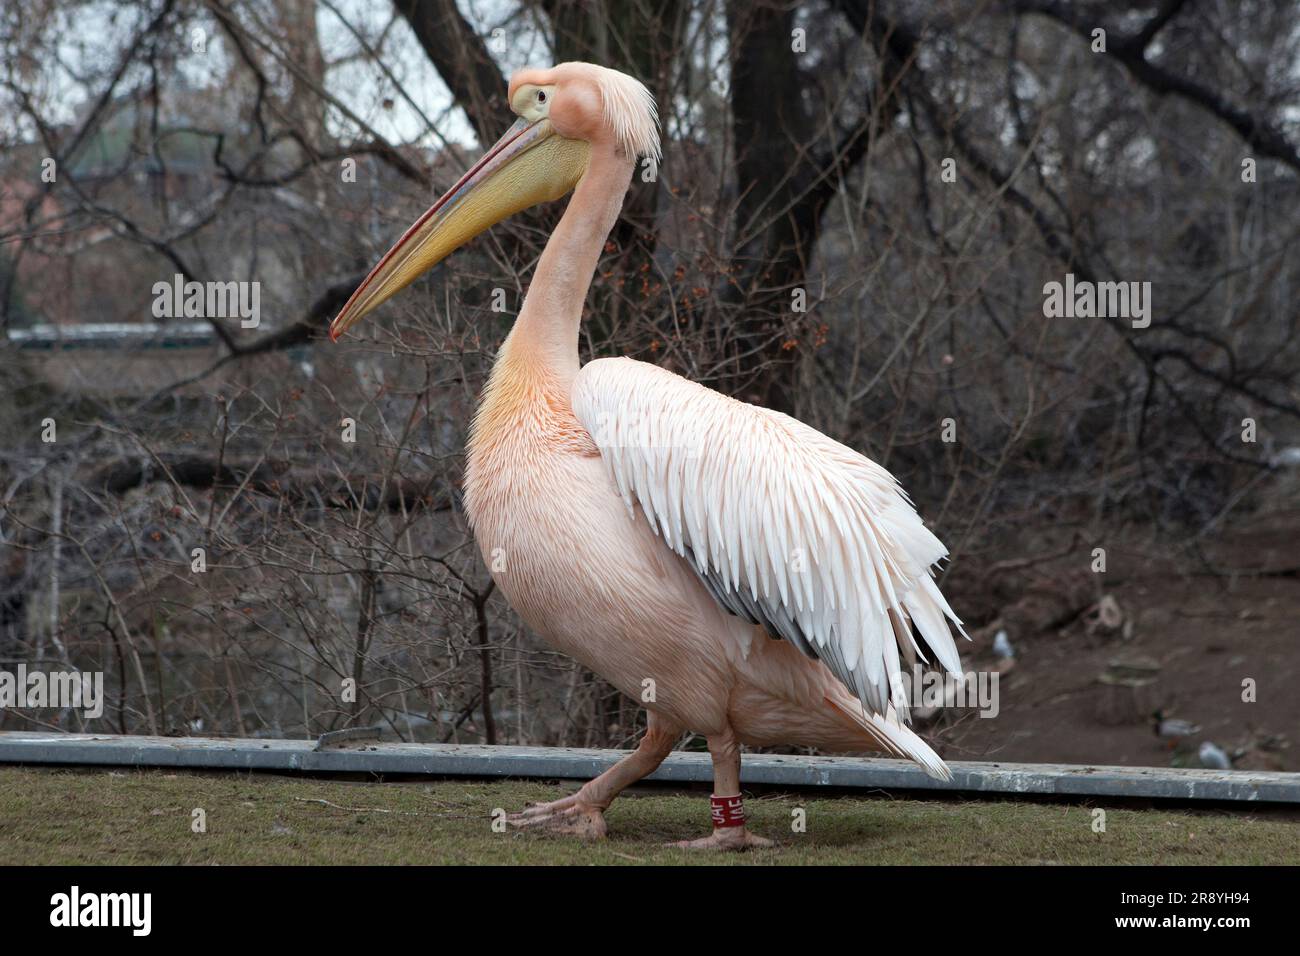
[934,506,1299,772]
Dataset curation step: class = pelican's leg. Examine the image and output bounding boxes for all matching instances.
[672,727,773,851]
[507,712,681,839]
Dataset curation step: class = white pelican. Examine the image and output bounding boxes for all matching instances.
[330,62,966,850]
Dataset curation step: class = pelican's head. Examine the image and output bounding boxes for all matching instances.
[329,62,659,340]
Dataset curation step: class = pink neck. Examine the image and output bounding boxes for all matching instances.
[507,141,633,385]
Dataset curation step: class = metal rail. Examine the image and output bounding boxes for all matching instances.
[2,732,1297,804]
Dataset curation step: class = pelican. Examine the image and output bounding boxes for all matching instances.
[330,63,967,850]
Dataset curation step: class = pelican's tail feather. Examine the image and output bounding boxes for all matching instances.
[824,695,953,781]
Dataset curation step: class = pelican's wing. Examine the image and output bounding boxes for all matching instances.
[572,356,966,720]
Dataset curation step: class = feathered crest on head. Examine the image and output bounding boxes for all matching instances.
[584,63,662,163]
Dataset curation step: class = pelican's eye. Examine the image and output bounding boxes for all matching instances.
[537,90,547,104]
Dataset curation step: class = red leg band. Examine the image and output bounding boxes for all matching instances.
[710,793,746,828]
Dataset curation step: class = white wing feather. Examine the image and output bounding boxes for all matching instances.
[573,356,967,721]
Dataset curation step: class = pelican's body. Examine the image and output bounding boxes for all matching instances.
[465,343,873,753]
[331,62,966,848]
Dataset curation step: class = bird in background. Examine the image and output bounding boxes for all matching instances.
[330,62,967,850]
[1197,741,1231,770]
[1153,709,1201,751]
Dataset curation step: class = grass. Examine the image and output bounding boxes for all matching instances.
[1,766,1296,865]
